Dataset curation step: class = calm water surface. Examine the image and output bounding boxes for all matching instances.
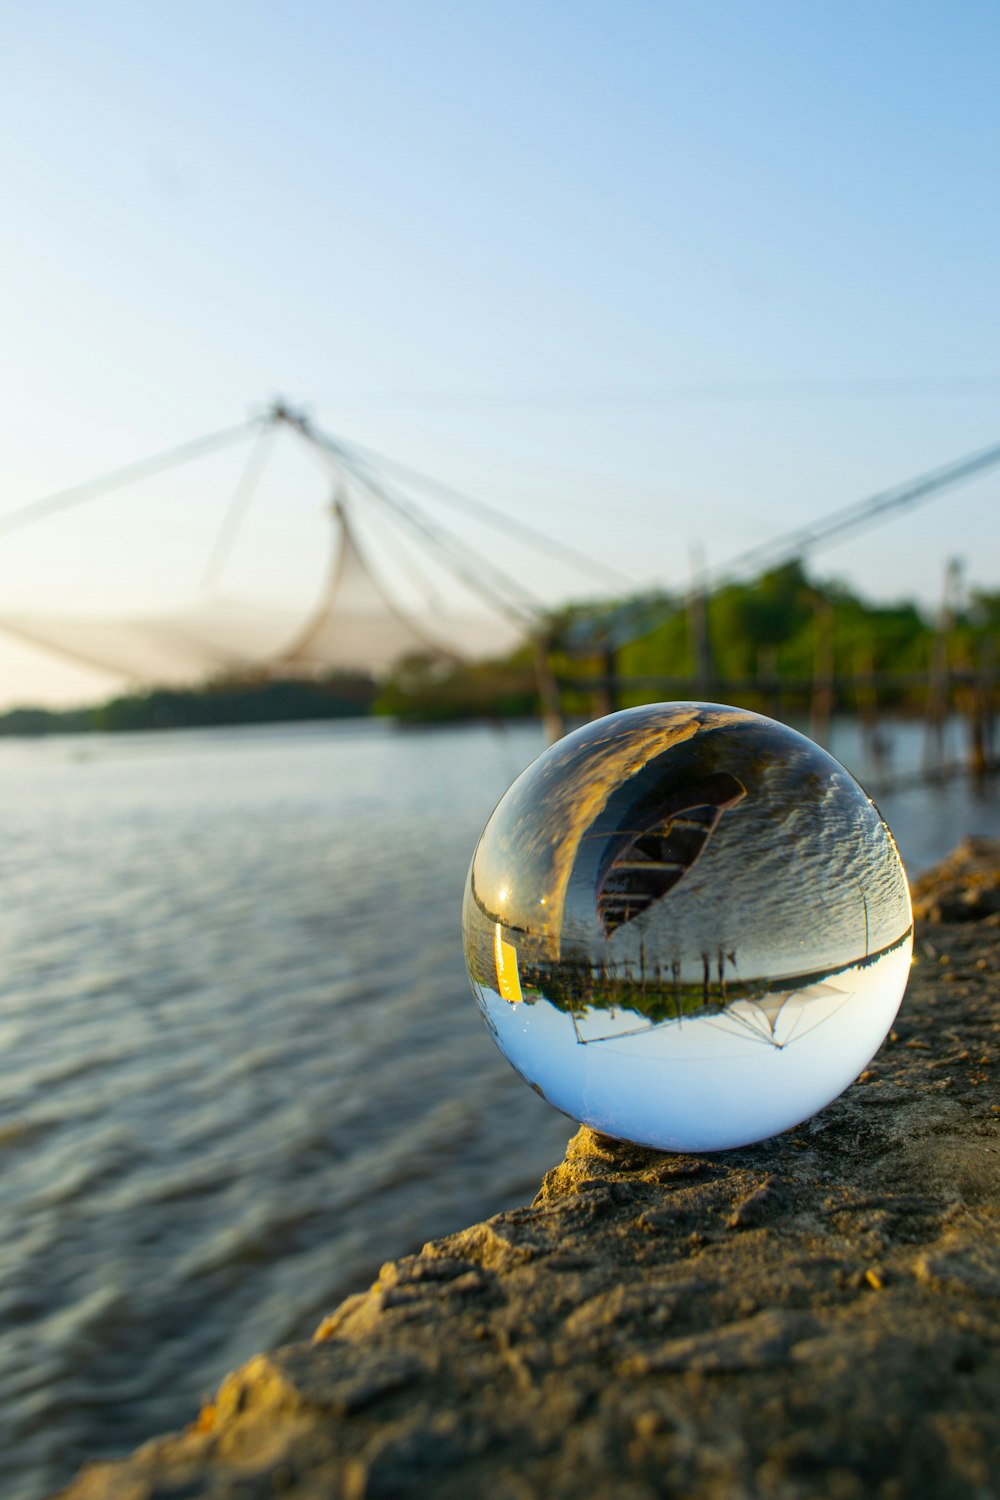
[1,716,997,1499]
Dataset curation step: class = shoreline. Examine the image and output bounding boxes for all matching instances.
[59,840,999,1499]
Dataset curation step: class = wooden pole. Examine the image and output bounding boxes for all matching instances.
[686,572,715,699]
[533,633,565,746]
[923,558,961,775]
[854,644,887,776]
[968,636,996,777]
[594,638,619,720]
[809,596,834,747]
[756,645,779,720]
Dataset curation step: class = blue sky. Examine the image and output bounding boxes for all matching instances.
[2,2,1000,703]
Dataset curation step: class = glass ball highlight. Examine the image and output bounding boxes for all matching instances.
[463,704,913,1152]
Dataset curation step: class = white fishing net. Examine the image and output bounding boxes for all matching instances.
[0,505,524,688]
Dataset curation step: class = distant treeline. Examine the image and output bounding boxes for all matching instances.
[0,674,377,737]
[609,560,996,690]
[3,562,998,734]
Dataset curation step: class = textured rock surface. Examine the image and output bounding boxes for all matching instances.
[60,841,999,1499]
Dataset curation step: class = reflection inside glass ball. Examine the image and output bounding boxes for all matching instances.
[462,703,913,1152]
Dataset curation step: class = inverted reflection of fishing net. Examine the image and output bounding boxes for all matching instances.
[567,977,856,1051]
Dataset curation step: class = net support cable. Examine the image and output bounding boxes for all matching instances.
[0,420,261,538]
[706,435,1000,591]
[339,437,633,590]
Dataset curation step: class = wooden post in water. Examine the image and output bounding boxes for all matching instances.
[982,637,997,768]
[809,595,834,747]
[533,633,565,746]
[757,645,779,721]
[686,551,715,701]
[854,643,887,776]
[968,636,996,777]
[923,558,961,775]
[593,636,619,720]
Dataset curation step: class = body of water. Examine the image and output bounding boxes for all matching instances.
[1,714,997,1499]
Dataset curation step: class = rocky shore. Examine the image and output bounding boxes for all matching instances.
[60,841,999,1500]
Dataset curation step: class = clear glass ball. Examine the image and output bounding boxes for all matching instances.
[463,703,913,1152]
